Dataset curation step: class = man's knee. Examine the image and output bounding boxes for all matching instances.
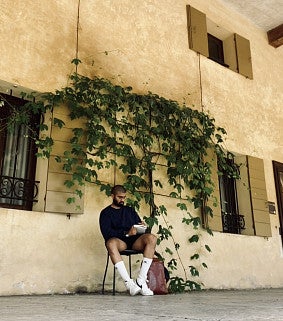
[146,233,157,246]
[106,238,127,253]
[106,238,119,251]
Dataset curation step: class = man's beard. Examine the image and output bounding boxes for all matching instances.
[113,198,124,207]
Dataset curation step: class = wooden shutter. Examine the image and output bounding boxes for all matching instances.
[206,150,222,232]
[45,105,84,214]
[235,34,253,79]
[248,156,271,237]
[223,34,237,72]
[186,5,209,57]
[235,155,254,235]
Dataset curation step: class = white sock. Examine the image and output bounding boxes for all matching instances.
[114,261,131,282]
[137,257,153,285]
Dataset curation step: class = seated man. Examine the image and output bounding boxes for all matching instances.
[99,185,157,296]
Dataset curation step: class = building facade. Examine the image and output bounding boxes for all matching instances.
[0,0,282,295]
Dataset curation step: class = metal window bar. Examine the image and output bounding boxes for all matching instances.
[0,175,39,210]
[221,211,245,234]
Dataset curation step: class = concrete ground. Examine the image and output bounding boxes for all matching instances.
[0,288,282,321]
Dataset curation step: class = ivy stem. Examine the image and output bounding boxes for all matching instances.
[75,0,81,74]
[160,211,188,280]
[198,53,204,112]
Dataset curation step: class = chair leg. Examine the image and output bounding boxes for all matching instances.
[129,255,132,278]
[102,253,110,294]
[113,265,116,295]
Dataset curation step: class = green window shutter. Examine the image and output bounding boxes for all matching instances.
[248,156,271,237]
[235,34,253,79]
[186,5,209,57]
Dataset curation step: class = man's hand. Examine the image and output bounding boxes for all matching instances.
[128,225,138,236]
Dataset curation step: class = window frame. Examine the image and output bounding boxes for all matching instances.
[0,93,40,211]
[207,33,229,67]
[218,157,245,234]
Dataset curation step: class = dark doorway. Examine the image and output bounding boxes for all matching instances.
[272,161,283,247]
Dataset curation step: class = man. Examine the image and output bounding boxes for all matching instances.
[99,185,157,296]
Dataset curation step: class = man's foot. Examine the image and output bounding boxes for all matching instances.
[125,279,141,296]
[136,280,154,296]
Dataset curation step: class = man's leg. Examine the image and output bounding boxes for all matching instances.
[106,237,127,265]
[132,233,157,295]
[106,237,141,295]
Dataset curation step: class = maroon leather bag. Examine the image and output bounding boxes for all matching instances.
[147,258,168,295]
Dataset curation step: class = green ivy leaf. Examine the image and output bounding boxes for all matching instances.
[205,244,212,252]
[71,58,82,65]
[177,202,187,211]
[53,117,65,128]
[67,197,75,204]
[189,234,199,243]
[189,265,199,277]
[165,247,173,255]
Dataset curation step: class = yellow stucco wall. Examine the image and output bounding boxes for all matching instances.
[0,0,282,295]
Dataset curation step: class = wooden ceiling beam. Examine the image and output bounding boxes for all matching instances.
[267,24,283,48]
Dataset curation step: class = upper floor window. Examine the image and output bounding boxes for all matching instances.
[186,5,253,79]
[208,33,228,67]
[0,93,40,210]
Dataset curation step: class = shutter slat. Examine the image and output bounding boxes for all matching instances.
[45,191,84,214]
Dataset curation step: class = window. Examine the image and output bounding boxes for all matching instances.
[218,157,245,234]
[207,154,272,237]
[186,5,253,79]
[208,33,228,67]
[0,93,40,210]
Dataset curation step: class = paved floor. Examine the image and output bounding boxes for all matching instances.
[0,288,282,321]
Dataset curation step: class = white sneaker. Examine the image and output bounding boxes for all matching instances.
[125,279,141,296]
[136,280,154,296]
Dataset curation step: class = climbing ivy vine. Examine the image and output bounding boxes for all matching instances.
[4,62,239,292]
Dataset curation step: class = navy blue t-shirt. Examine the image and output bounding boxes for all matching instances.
[99,205,142,242]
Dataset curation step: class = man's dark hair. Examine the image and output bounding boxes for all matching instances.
[111,185,126,195]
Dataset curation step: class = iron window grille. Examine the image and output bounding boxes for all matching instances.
[0,175,39,210]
